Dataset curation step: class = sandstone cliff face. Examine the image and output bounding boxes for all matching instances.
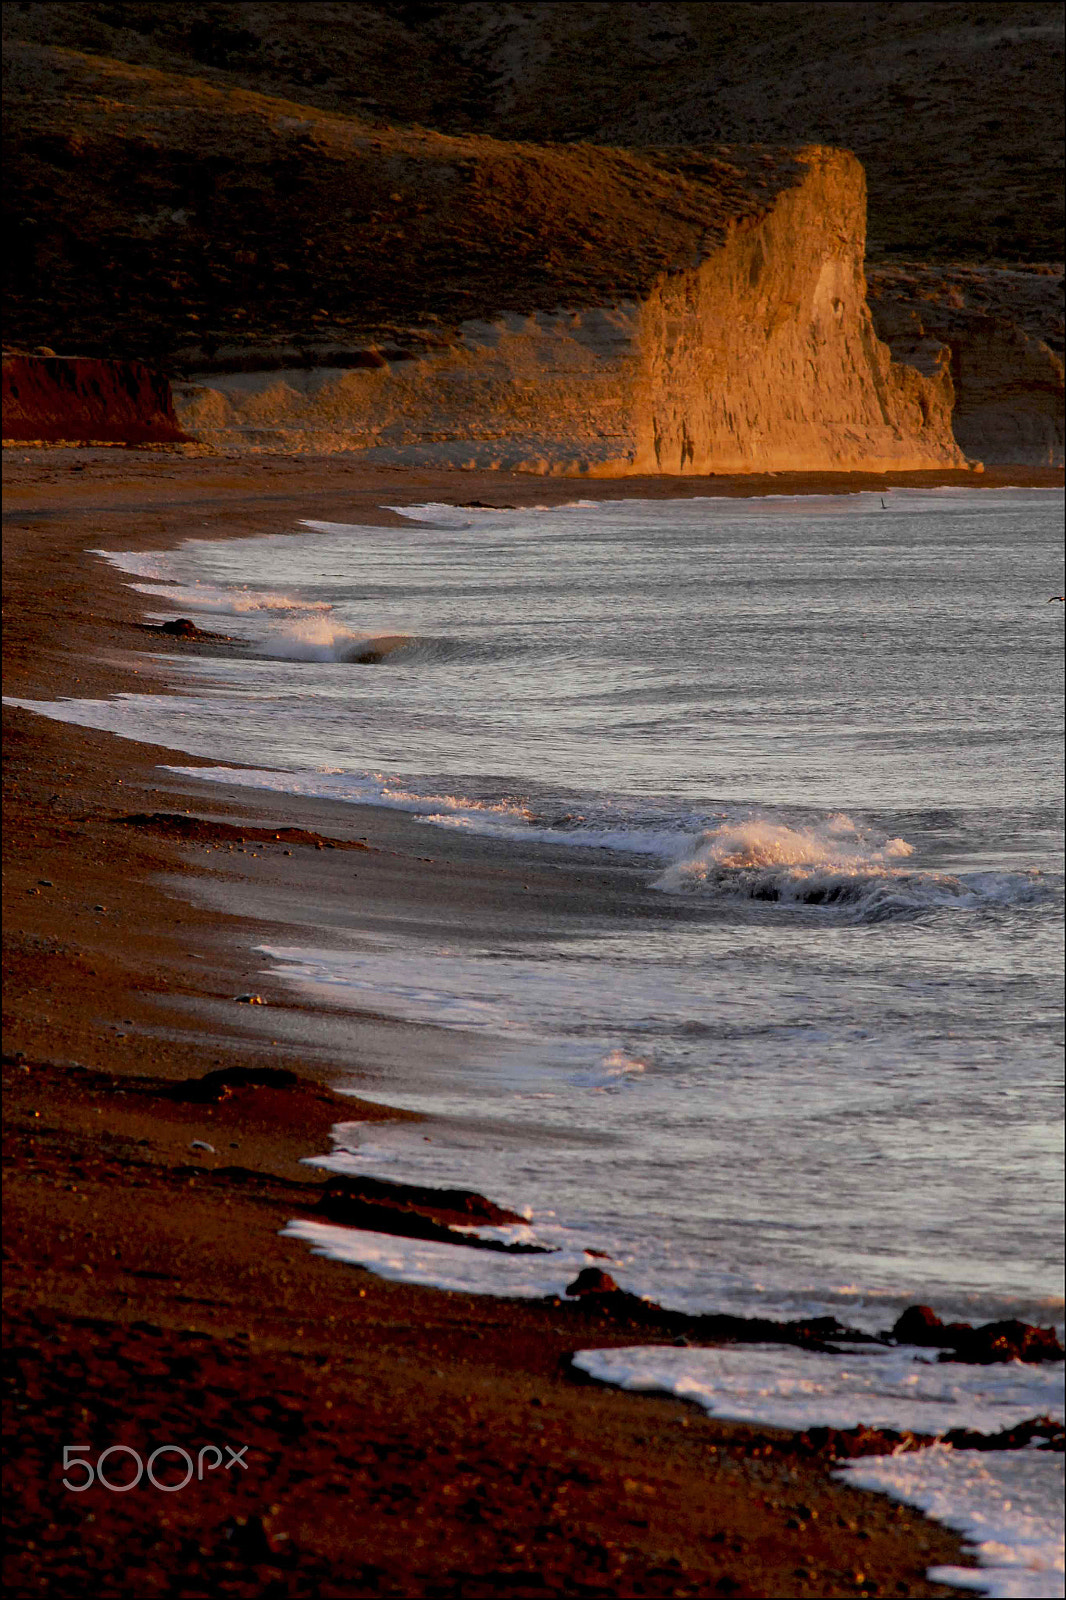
[629,152,960,474]
[175,149,962,475]
[1,354,187,444]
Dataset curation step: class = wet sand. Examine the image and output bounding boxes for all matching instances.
[8,448,1057,1597]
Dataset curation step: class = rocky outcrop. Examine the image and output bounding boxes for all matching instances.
[175,149,963,474]
[312,1173,549,1253]
[629,151,960,474]
[869,264,1065,467]
[890,1303,1065,1365]
[1,353,187,444]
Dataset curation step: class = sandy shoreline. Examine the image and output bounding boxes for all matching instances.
[6,448,1060,1597]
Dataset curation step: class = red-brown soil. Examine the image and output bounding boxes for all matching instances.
[2,354,188,445]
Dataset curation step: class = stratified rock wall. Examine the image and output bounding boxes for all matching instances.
[2,354,187,443]
[175,149,963,474]
[630,151,959,474]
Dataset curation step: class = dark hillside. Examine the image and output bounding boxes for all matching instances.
[4,0,1063,261]
[2,40,797,366]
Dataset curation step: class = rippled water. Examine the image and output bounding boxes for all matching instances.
[9,487,1065,1588]
[15,487,1063,1331]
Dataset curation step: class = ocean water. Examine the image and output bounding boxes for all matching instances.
[10,486,1064,1593]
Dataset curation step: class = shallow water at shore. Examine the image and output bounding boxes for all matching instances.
[8,485,1064,1592]
[11,488,1063,1316]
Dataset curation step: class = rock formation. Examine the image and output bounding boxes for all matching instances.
[176,149,962,473]
[4,16,1058,471]
[1,353,187,444]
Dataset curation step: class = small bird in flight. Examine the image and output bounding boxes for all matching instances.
[1050,595,1065,603]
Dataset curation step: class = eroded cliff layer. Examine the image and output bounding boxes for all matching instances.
[2,355,187,444]
[176,149,963,474]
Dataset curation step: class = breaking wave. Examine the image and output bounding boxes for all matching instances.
[654,816,1049,921]
[155,767,1056,922]
[255,618,413,663]
[383,500,601,526]
[568,1049,648,1090]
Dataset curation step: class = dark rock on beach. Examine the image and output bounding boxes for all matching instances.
[942,1415,1064,1453]
[795,1414,1065,1459]
[173,1065,301,1103]
[892,1303,951,1344]
[140,619,232,643]
[316,1174,550,1253]
[891,1303,1064,1364]
[562,1275,885,1354]
[939,1318,1065,1366]
[320,1173,526,1229]
[567,1266,620,1297]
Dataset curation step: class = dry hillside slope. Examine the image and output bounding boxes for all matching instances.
[3,41,799,366]
[5,1,1063,261]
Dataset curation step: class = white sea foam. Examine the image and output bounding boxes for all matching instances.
[281,1218,593,1297]
[132,583,334,617]
[570,1344,1065,1437]
[163,767,1053,921]
[280,1207,1066,1596]
[841,1449,1065,1600]
[572,1346,1065,1597]
[297,504,602,539]
[164,764,687,854]
[655,817,1046,920]
[253,618,411,663]
[90,547,180,581]
[568,1049,647,1090]
[385,500,601,525]
[161,764,536,822]
[91,547,333,616]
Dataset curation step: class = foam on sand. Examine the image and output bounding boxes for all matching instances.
[570,1344,1064,1438]
[840,1449,1064,1600]
[281,1218,592,1298]
[573,1344,1065,1599]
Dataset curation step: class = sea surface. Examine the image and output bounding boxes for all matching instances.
[10,486,1064,1595]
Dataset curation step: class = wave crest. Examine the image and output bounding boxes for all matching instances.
[655,818,1045,921]
[258,618,412,663]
